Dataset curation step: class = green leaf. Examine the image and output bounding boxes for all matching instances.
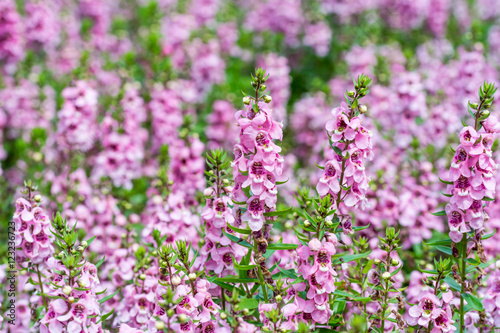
[263,207,293,217]
[444,276,461,292]
[461,293,484,311]
[227,224,252,235]
[95,256,105,268]
[353,224,370,231]
[430,210,446,216]
[99,291,119,305]
[424,239,452,246]
[362,260,374,274]
[274,266,298,280]
[482,196,495,201]
[238,298,259,310]
[482,231,496,240]
[390,265,402,277]
[334,250,372,263]
[332,146,343,156]
[86,236,96,246]
[233,257,257,271]
[436,246,452,256]
[223,232,253,249]
[315,162,325,170]
[439,177,454,185]
[215,275,259,283]
[266,243,298,250]
[276,178,289,185]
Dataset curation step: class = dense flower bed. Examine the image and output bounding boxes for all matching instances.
[2,0,500,332]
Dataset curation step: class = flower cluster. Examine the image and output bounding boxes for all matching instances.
[56,80,99,153]
[232,68,284,233]
[296,238,337,324]
[445,84,500,243]
[14,182,53,265]
[318,74,373,212]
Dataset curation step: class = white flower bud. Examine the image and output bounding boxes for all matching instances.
[32,152,43,162]
[34,194,42,202]
[382,272,391,280]
[178,314,188,323]
[359,104,367,114]
[63,285,72,295]
[139,274,146,280]
[68,296,75,303]
[172,275,181,286]
[243,96,251,105]
[189,273,197,281]
[203,188,215,197]
[152,195,163,205]
[220,312,227,320]
[155,321,165,330]
[263,95,272,103]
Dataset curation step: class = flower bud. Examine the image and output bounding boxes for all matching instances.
[374,258,381,265]
[242,308,250,315]
[34,194,42,202]
[155,321,165,330]
[391,259,399,266]
[81,241,88,248]
[220,312,227,320]
[68,296,75,303]
[359,104,367,114]
[259,84,267,91]
[263,95,272,103]
[203,187,215,197]
[152,195,163,205]
[172,275,181,286]
[189,273,197,281]
[275,295,282,302]
[63,285,72,295]
[139,274,146,280]
[347,91,355,97]
[167,309,174,317]
[178,314,188,323]
[496,260,500,269]
[304,221,311,228]
[382,272,391,280]
[243,96,251,105]
[325,220,333,227]
[76,246,84,252]
[440,283,448,291]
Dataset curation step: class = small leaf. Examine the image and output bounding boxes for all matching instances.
[223,232,252,249]
[266,243,298,250]
[424,239,452,246]
[436,246,452,256]
[276,178,289,185]
[238,298,259,310]
[227,225,252,235]
[430,210,446,216]
[439,177,454,185]
[99,291,119,305]
[461,293,484,311]
[263,207,293,217]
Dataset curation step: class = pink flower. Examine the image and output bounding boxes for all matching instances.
[407,291,442,327]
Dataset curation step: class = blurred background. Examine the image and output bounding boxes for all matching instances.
[1,0,500,304]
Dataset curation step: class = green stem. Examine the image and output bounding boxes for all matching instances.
[257,265,268,301]
[459,236,467,333]
[36,264,48,311]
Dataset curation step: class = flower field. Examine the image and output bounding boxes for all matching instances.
[2,0,500,332]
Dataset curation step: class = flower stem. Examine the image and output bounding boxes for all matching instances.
[459,236,467,333]
[36,264,48,311]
